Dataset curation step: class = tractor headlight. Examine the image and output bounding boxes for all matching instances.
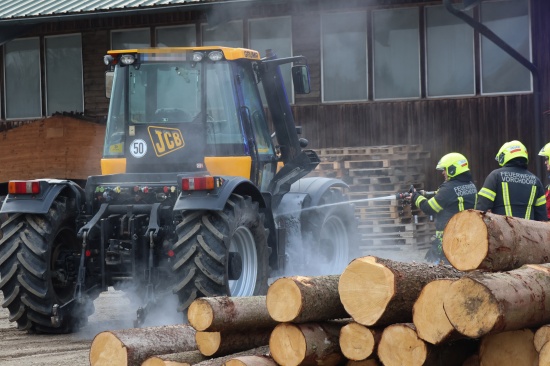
[208,51,224,61]
[120,54,136,65]
[192,52,204,62]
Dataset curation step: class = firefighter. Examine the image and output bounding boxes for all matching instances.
[477,140,547,221]
[538,142,550,218]
[411,152,478,264]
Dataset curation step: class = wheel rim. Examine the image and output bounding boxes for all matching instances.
[228,226,258,296]
[319,214,349,273]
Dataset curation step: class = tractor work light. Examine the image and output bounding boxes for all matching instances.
[103,55,114,66]
[181,176,216,191]
[208,51,224,61]
[192,52,204,62]
[120,54,136,65]
[8,180,40,194]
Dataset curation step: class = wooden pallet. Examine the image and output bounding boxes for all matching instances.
[310,144,435,250]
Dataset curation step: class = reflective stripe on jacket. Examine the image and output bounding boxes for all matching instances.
[477,165,547,221]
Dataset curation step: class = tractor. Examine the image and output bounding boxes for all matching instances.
[0,46,357,333]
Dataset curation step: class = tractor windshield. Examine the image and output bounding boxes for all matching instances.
[104,58,243,158]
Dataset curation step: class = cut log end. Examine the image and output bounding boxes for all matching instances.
[142,358,190,366]
[89,332,128,366]
[266,278,302,322]
[338,256,394,325]
[188,298,214,331]
[269,323,306,366]
[534,325,550,352]
[444,277,499,338]
[442,210,488,271]
[196,332,222,357]
[412,279,457,345]
[224,356,277,366]
[377,324,427,366]
[339,323,376,361]
[480,329,537,365]
[540,341,550,365]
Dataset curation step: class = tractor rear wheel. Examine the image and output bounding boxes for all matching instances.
[0,196,91,333]
[299,188,358,275]
[171,194,269,312]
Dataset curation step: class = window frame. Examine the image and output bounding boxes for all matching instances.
[44,33,85,116]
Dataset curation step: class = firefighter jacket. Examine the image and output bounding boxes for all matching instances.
[546,184,550,219]
[477,161,547,221]
[412,172,478,232]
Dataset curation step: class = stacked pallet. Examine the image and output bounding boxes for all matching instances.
[309,145,436,252]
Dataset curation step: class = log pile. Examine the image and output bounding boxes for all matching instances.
[310,145,435,251]
[88,209,550,365]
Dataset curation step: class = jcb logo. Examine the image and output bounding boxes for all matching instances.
[148,126,185,157]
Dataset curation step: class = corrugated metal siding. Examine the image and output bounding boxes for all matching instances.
[0,0,203,20]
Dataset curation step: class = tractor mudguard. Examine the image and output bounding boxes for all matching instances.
[173,176,265,212]
[0,179,84,214]
[288,177,349,208]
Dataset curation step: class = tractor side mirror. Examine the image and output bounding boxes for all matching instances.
[105,71,114,99]
[292,65,311,94]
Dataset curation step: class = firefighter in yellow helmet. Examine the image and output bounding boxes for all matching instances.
[411,152,477,264]
[477,140,547,221]
[538,142,550,218]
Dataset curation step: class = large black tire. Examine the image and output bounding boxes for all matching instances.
[171,194,269,312]
[298,188,359,275]
[0,196,92,333]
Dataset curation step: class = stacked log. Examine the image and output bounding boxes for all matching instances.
[87,210,550,365]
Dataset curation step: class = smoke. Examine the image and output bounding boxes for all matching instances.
[78,286,184,339]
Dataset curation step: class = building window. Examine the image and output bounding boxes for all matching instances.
[249,16,292,103]
[202,20,243,47]
[4,38,41,119]
[426,6,475,97]
[321,12,367,102]
[111,28,151,49]
[373,7,420,100]
[480,0,531,94]
[156,25,196,47]
[45,34,84,115]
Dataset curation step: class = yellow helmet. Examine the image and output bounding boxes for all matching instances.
[538,142,550,160]
[436,152,469,178]
[496,140,528,166]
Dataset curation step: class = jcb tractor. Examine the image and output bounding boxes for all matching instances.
[0,46,357,333]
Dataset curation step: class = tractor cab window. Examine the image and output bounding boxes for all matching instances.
[104,57,247,158]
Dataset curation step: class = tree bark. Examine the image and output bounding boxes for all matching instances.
[89,324,196,366]
[443,264,550,338]
[442,209,550,271]
[187,296,277,332]
[192,346,270,366]
[339,322,382,361]
[141,350,206,366]
[195,328,272,357]
[413,279,464,345]
[377,323,477,366]
[338,256,462,326]
[266,275,348,323]
[269,321,347,366]
[534,324,550,352]
[479,329,538,365]
[223,355,277,366]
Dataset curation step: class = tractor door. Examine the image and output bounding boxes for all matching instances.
[232,61,279,191]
